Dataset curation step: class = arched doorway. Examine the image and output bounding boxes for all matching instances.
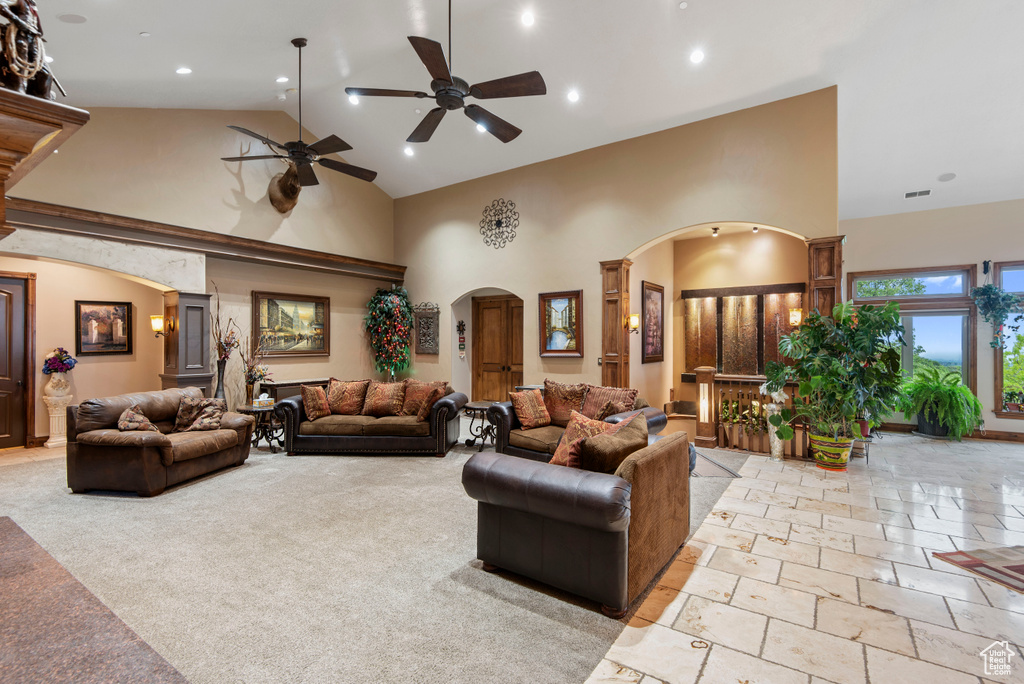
[451,287,524,401]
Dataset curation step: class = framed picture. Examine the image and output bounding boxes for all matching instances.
[641,281,665,363]
[75,301,133,356]
[539,290,583,357]
[252,292,330,358]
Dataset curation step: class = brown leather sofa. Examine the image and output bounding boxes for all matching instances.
[67,387,255,497]
[462,431,690,617]
[274,385,469,456]
[488,399,668,461]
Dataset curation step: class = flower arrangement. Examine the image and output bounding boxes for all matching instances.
[240,334,272,385]
[758,381,788,405]
[211,282,241,361]
[42,347,77,375]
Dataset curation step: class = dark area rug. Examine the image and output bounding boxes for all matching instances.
[0,516,188,684]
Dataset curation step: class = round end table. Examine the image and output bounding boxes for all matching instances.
[236,404,284,453]
[462,401,496,451]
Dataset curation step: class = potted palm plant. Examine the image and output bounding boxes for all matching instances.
[900,367,983,440]
[765,301,906,471]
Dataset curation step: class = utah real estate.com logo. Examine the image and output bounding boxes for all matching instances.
[980,641,1016,677]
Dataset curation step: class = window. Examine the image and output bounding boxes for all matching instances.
[900,312,969,382]
[995,261,1024,418]
[852,268,969,300]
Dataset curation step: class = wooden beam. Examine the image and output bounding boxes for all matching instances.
[680,282,806,299]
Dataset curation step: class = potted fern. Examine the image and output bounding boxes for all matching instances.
[900,367,983,440]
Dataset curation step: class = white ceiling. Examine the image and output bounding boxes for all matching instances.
[41,0,1024,217]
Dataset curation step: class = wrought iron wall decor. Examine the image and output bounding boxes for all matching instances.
[413,302,441,355]
[480,198,519,249]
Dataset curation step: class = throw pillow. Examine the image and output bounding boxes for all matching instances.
[361,381,406,417]
[301,384,331,422]
[543,379,589,427]
[416,386,447,422]
[581,384,639,419]
[117,404,160,432]
[549,410,615,467]
[579,412,648,474]
[596,399,632,421]
[401,379,448,416]
[509,388,551,429]
[327,379,370,415]
[173,397,227,432]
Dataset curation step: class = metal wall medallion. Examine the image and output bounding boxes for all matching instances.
[480,198,519,249]
[413,302,441,355]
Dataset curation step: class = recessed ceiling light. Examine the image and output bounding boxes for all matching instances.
[937,172,957,182]
[57,13,87,24]
[752,226,759,233]
[404,146,415,156]
[276,76,289,83]
[567,89,580,103]
[678,1,688,8]
[414,108,422,115]
[712,226,719,237]
[176,67,192,75]
[690,49,705,64]
[44,55,53,63]
[521,11,535,26]
[139,31,151,38]
[348,94,360,105]
[476,124,487,133]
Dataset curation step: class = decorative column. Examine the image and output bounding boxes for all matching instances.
[159,291,214,396]
[42,395,73,449]
[694,366,718,448]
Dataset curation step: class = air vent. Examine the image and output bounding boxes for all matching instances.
[904,189,932,199]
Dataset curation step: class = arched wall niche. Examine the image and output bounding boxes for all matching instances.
[449,287,522,399]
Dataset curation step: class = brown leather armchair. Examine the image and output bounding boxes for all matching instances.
[462,432,690,617]
[67,387,255,497]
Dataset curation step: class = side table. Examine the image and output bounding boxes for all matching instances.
[42,395,74,449]
[236,404,284,453]
[463,401,496,452]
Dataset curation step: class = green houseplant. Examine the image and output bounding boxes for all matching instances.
[900,367,983,440]
[765,301,906,471]
[971,283,1022,349]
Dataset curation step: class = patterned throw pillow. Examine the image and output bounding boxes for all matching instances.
[543,379,589,428]
[581,385,639,419]
[117,405,160,432]
[401,379,448,416]
[416,386,447,422]
[579,412,648,474]
[173,397,227,432]
[509,388,551,429]
[301,385,331,421]
[549,410,615,467]
[361,381,406,417]
[327,379,370,415]
[596,399,632,421]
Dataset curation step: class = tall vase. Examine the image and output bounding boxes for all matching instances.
[765,403,784,462]
[43,371,70,398]
[245,383,254,406]
[214,359,227,400]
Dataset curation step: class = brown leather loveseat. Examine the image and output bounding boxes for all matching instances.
[67,387,255,497]
[462,431,690,617]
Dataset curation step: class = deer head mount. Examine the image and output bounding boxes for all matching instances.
[268,162,301,213]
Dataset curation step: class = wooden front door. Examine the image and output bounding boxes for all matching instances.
[0,275,28,448]
[472,295,524,401]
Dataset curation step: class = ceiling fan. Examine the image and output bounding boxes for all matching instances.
[222,38,377,187]
[345,0,546,144]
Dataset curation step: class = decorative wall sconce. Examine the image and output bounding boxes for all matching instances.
[627,312,640,334]
[150,314,174,338]
[711,227,719,238]
[788,308,803,327]
[752,225,759,233]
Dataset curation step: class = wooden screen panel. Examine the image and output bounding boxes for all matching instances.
[722,295,758,375]
[510,300,524,389]
[764,293,803,367]
[807,236,844,316]
[600,259,631,388]
[684,297,717,372]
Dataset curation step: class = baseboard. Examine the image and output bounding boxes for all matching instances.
[880,422,1024,443]
[25,436,47,448]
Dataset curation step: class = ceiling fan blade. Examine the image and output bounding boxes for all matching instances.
[469,71,547,99]
[407,108,447,143]
[407,36,451,83]
[464,105,522,143]
[226,125,287,150]
[295,162,320,187]
[221,155,288,162]
[318,158,378,183]
[345,87,430,99]
[308,134,353,156]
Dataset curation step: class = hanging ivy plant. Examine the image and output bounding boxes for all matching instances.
[364,286,414,379]
[970,284,1023,349]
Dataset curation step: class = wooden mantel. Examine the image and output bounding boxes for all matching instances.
[0,89,89,238]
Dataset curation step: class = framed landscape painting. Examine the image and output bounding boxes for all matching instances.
[642,281,664,364]
[539,290,583,357]
[252,292,330,358]
[75,301,133,356]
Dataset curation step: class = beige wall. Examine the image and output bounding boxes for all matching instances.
[205,258,382,408]
[11,108,395,263]
[0,255,165,437]
[395,87,838,388]
[842,198,1024,434]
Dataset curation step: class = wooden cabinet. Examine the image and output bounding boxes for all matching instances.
[472,295,523,401]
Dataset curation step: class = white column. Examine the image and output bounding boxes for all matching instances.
[42,395,74,449]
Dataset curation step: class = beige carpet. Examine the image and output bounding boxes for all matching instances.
[0,437,736,684]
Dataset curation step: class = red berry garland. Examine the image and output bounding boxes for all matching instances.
[364,286,414,379]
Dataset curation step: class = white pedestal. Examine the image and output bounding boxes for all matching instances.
[42,395,73,449]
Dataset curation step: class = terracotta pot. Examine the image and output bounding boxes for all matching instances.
[807,433,854,472]
[1007,402,1021,412]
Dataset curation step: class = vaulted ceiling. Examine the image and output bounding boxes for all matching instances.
[43,0,1024,218]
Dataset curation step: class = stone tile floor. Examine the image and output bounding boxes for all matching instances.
[587,433,1024,684]
[0,444,64,466]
